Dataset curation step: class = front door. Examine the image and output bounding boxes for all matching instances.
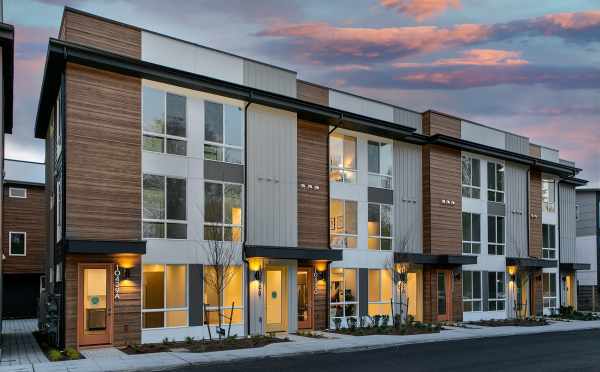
[436,271,452,322]
[297,268,312,329]
[265,266,287,332]
[78,264,113,347]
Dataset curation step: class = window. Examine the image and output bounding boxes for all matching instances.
[204,266,244,325]
[368,269,393,316]
[330,199,358,249]
[462,212,481,254]
[487,162,504,203]
[9,232,26,256]
[461,155,480,199]
[488,272,505,311]
[542,179,556,213]
[143,174,187,239]
[542,224,556,259]
[543,272,557,309]
[56,177,62,243]
[368,203,393,251]
[330,268,358,322]
[367,141,393,189]
[204,182,243,242]
[462,271,482,312]
[8,187,27,198]
[142,264,188,329]
[204,101,243,164]
[329,134,357,184]
[487,215,505,255]
[575,203,580,221]
[143,87,187,156]
[55,89,63,160]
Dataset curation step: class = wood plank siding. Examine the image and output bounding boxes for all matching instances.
[423,111,461,137]
[297,120,329,249]
[529,169,542,258]
[529,144,541,158]
[65,64,141,241]
[2,185,47,274]
[422,267,463,323]
[297,81,329,106]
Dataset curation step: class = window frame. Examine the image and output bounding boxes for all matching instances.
[542,272,557,310]
[142,174,188,240]
[141,264,189,329]
[487,272,506,311]
[367,140,393,189]
[367,269,393,316]
[461,155,481,199]
[367,203,393,251]
[8,187,27,199]
[487,215,505,255]
[203,181,244,242]
[487,162,505,203]
[542,224,557,260]
[462,271,482,312]
[142,87,188,156]
[203,266,245,325]
[462,212,481,254]
[330,199,358,249]
[9,231,26,256]
[329,134,358,184]
[542,179,556,213]
[203,101,245,165]
[330,268,359,322]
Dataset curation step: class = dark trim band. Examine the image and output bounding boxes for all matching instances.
[394,252,477,266]
[245,245,343,261]
[506,257,558,269]
[64,240,146,254]
[559,263,591,271]
[0,23,14,134]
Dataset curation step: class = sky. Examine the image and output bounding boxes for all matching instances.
[4,0,600,186]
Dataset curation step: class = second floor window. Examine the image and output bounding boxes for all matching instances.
[204,102,243,164]
[204,182,243,242]
[463,271,482,312]
[487,215,505,255]
[542,224,556,259]
[329,134,357,184]
[542,179,556,213]
[487,162,504,203]
[143,174,187,239]
[368,203,393,251]
[143,87,187,156]
[9,232,26,256]
[330,199,358,249]
[367,141,393,189]
[461,155,480,199]
[462,212,481,254]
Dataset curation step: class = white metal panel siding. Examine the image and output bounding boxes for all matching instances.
[559,183,577,263]
[141,31,244,84]
[394,108,422,133]
[560,159,575,167]
[541,147,560,163]
[505,162,528,258]
[247,104,298,246]
[243,60,297,98]
[461,121,505,149]
[576,191,597,237]
[329,90,394,122]
[505,133,529,155]
[393,141,422,253]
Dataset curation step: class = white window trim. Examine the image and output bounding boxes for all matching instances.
[8,187,27,199]
[367,270,392,314]
[203,180,244,242]
[330,269,359,321]
[329,134,358,184]
[142,264,189,329]
[9,232,26,256]
[462,212,481,255]
[487,272,506,311]
[487,161,505,203]
[142,87,188,156]
[367,141,393,190]
[542,224,557,260]
[142,174,188,240]
[330,199,358,249]
[487,215,505,256]
[463,271,482,312]
[543,272,557,310]
[461,155,480,199]
[203,266,245,325]
[203,101,245,165]
[542,179,556,213]
[368,203,394,251]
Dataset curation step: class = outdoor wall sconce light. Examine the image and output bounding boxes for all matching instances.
[252,269,262,282]
[315,270,326,282]
[121,267,131,281]
[509,274,516,282]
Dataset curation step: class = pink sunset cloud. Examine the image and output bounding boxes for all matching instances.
[393,49,528,68]
[379,0,461,21]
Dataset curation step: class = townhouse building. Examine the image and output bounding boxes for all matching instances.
[575,188,599,311]
[34,8,586,350]
[2,160,46,318]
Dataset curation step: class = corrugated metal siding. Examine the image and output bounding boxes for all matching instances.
[505,133,529,155]
[541,147,560,163]
[243,60,297,98]
[247,104,298,246]
[576,191,597,237]
[560,183,576,263]
[394,141,422,253]
[505,162,528,258]
[461,121,505,149]
[394,108,422,133]
[329,90,395,122]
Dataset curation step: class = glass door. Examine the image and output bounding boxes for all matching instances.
[79,264,113,346]
[436,271,451,321]
[297,268,312,329]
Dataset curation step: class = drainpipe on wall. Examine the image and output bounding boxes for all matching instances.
[242,100,252,336]
[557,180,562,308]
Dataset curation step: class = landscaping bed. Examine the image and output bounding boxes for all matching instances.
[548,306,600,321]
[468,318,548,327]
[121,335,287,355]
[33,331,84,362]
[330,316,442,336]
[294,331,327,339]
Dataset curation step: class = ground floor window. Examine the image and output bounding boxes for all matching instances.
[488,272,506,311]
[142,264,188,329]
[462,271,482,312]
[368,269,393,316]
[203,266,244,325]
[543,272,557,309]
[330,268,358,321]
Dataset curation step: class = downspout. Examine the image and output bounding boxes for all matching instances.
[526,168,531,316]
[242,98,252,336]
[557,180,562,308]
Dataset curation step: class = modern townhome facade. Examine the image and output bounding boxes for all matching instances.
[34,8,585,350]
[2,160,46,318]
[575,188,599,311]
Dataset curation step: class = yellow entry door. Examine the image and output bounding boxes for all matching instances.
[265,266,287,332]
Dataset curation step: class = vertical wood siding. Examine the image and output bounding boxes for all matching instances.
[559,183,576,263]
[422,112,460,138]
[394,141,422,253]
[529,144,541,158]
[505,162,528,258]
[529,169,543,258]
[243,60,297,98]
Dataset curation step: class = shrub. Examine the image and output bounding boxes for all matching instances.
[162,337,172,345]
[347,317,358,330]
[48,349,62,362]
[372,315,382,328]
[64,347,80,360]
[333,318,342,330]
[185,336,194,345]
[381,315,390,327]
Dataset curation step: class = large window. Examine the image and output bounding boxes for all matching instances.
[204,182,243,242]
[462,212,481,254]
[329,134,357,184]
[142,264,188,329]
[330,268,358,322]
[55,88,63,160]
[204,266,244,325]
[9,232,26,256]
[461,155,480,199]
[367,141,393,189]
[542,179,556,213]
[487,162,504,203]
[368,203,393,251]
[330,199,358,249]
[143,175,187,239]
[462,271,482,312]
[143,87,187,156]
[368,269,393,316]
[56,177,62,243]
[542,224,556,259]
[487,215,505,255]
[488,272,505,311]
[543,272,557,309]
[204,101,243,164]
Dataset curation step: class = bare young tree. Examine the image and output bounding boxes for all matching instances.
[384,235,410,326]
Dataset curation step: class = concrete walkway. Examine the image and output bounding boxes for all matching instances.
[0,319,47,368]
[0,319,598,372]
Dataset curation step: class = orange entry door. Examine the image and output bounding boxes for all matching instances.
[78,264,113,347]
[436,270,452,322]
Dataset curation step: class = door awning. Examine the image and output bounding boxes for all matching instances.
[244,245,342,261]
[506,257,557,269]
[394,253,477,266]
[64,240,146,255]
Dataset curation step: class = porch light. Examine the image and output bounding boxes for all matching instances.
[121,267,131,281]
[509,273,516,282]
[315,270,326,282]
[252,269,262,282]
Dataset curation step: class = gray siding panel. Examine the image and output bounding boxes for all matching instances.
[359,268,368,317]
[368,187,393,205]
[481,271,489,312]
[247,104,298,247]
[394,108,422,133]
[204,160,245,183]
[576,191,597,237]
[189,264,203,326]
[560,183,577,263]
[488,202,506,216]
[505,133,529,155]
[393,141,422,253]
[243,60,297,98]
[505,162,528,258]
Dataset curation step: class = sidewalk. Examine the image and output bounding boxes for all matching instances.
[2,320,599,372]
[0,319,47,367]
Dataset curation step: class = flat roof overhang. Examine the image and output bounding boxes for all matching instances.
[560,177,588,187]
[560,263,591,271]
[65,240,146,255]
[506,257,558,269]
[245,245,343,261]
[395,252,477,266]
[0,23,14,134]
